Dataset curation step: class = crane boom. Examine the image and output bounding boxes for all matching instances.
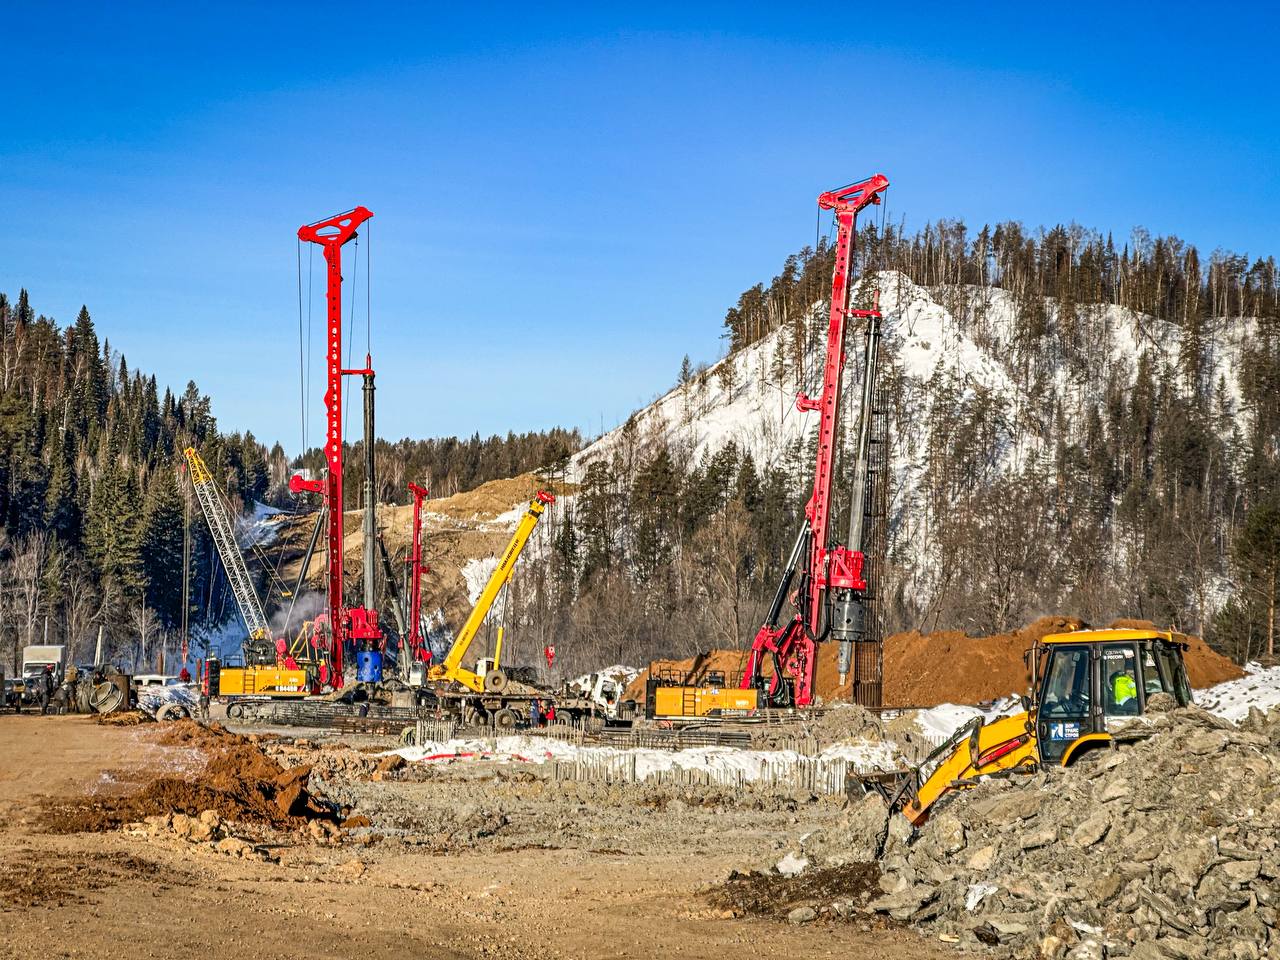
[183,446,270,640]
[428,492,554,694]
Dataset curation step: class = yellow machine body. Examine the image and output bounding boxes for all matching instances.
[648,682,760,721]
[896,627,1194,825]
[901,711,1038,825]
[217,666,310,697]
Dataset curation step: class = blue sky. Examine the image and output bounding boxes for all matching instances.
[3,2,1277,452]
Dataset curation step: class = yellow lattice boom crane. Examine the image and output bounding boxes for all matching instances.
[183,446,311,699]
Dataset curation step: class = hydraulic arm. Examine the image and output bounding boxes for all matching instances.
[428,492,554,694]
[740,174,889,708]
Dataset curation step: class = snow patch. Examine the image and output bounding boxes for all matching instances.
[460,557,500,605]
[1196,663,1280,723]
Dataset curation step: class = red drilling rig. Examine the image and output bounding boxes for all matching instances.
[740,173,890,710]
[288,206,385,688]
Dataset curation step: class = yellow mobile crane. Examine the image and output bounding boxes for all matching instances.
[428,492,554,696]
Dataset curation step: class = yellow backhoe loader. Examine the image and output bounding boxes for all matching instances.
[889,627,1194,825]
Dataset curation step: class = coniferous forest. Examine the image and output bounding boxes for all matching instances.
[508,221,1280,678]
[5,218,1280,679]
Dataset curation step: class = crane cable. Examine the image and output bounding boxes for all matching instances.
[297,239,306,455]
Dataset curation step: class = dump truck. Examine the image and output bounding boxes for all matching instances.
[888,627,1195,825]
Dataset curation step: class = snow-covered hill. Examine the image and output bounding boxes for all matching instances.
[566,270,1253,612]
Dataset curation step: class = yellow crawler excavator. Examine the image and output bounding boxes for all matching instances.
[889,627,1195,825]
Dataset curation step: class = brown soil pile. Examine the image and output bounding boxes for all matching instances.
[94,710,146,726]
[709,863,886,922]
[43,723,332,834]
[628,616,1245,710]
[156,718,240,747]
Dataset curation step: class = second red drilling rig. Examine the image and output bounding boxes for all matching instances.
[739,173,890,710]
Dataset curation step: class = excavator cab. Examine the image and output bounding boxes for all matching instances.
[1032,630,1193,765]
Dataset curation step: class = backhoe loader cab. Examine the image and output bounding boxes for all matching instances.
[895,628,1194,825]
[1032,629,1193,765]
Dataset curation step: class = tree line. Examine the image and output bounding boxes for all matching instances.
[502,221,1280,677]
[0,291,278,673]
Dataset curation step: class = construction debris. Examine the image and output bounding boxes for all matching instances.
[793,705,1280,957]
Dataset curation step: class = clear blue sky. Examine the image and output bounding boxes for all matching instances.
[3,2,1277,453]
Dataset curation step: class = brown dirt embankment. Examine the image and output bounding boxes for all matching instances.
[43,720,333,834]
[626,616,1245,709]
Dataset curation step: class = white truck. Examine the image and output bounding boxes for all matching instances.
[19,644,65,706]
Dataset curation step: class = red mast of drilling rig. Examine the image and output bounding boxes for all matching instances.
[741,173,889,708]
[289,206,378,687]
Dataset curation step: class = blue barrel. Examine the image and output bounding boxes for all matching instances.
[355,651,383,683]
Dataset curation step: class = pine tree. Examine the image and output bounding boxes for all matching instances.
[140,466,186,627]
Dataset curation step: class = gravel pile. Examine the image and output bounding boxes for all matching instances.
[800,705,1280,958]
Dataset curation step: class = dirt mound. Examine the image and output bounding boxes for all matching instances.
[44,724,332,834]
[709,862,885,923]
[426,474,571,522]
[155,718,241,747]
[94,710,147,726]
[629,616,1244,710]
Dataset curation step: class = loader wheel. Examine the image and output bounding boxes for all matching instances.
[493,708,518,731]
[483,669,509,694]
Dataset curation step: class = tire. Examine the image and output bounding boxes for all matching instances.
[89,681,123,714]
[493,708,518,731]
[156,703,189,722]
[483,670,508,694]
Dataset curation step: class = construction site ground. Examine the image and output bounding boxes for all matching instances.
[0,715,947,960]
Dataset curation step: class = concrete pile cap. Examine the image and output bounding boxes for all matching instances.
[812,706,1280,957]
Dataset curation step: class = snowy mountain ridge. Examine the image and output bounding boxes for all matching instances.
[563,270,1253,615]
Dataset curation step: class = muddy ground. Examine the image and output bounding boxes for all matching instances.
[0,715,949,960]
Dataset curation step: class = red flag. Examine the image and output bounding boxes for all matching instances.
[544,645,556,668]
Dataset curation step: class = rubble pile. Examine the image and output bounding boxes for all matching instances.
[808,706,1280,957]
[123,809,292,862]
[750,703,884,750]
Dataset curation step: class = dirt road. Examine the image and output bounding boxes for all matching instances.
[0,716,948,960]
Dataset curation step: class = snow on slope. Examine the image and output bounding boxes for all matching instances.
[1195,663,1280,722]
[460,556,500,605]
[565,270,1255,610]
